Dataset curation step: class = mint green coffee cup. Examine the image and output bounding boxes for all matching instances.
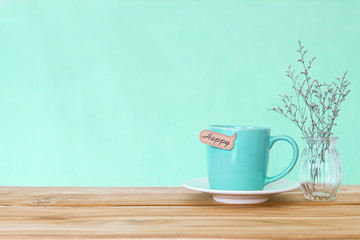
[206,125,298,191]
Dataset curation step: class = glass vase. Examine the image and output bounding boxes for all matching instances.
[299,137,342,201]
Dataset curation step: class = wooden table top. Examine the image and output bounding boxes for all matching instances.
[0,185,359,239]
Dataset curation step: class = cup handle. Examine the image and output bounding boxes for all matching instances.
[264,135,299,186]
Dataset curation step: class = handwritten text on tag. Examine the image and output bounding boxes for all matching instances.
[199,130,237,150]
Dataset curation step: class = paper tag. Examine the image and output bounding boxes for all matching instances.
[199,129,237,150]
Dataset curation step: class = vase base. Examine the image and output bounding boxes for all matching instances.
[300,182,340,201]
[304,192,335,201]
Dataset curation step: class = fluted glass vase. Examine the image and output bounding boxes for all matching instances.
[299,137,342,201]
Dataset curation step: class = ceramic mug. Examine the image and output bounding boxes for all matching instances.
[206,125,299,191]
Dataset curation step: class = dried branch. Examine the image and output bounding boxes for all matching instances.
[269,41,351,138]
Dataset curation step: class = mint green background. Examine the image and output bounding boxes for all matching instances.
[0,0,358,186]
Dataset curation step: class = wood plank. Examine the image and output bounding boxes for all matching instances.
[0,185,358,195]
[0,206,358,239]
[0,186,358,239]
[0,217,359,239]
[0,186,358,206]
[0,205,359,220]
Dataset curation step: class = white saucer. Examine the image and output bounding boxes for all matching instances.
[183,178,300,204]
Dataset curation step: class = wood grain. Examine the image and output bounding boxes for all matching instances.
[0,186,359,206]
[0,186,358,239]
